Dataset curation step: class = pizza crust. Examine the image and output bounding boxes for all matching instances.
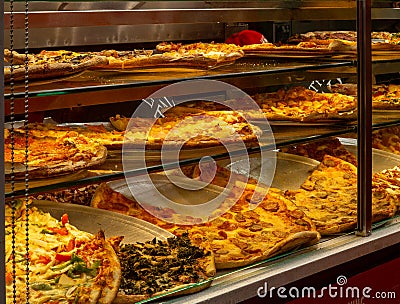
[98,236,122,304]
[113,280,213,303]
[4,54,108,82]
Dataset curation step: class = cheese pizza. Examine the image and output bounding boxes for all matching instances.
[251,86,357,122]
[329,83,400,110]
[286,31,400,53]
[4,130,107,179]
[10,109,261,152]
[285,155,397,234]
[280,137,358,166]
[372,126,400,155]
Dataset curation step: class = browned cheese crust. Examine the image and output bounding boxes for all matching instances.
[285,155,396,235]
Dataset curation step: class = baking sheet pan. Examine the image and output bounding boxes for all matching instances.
[32,200,173,242]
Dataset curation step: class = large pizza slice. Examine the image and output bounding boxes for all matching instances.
[4,130,107,179]
[11,122,126,150]
[329,83,400,110]
[240,41,334,57]
[372,125,400,155]
[372,166,400,212]
[286,31,400,53]
[4,49,108,82]
[284,155,397,235]
[280,137,358,166]
[110,110,263,149]
[155,41,245,67]
[10,109,262,152]
[251,86,357,122]
[91,171,320,269]
[5,200,121,303]
[111,233,216,303]
[92,42,244,70]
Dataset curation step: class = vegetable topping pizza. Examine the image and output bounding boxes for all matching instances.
[111,233,216,303]
[4,43,244,82]
[5,200,121,304]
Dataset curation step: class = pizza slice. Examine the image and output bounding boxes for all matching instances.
[112,233,215,303]
[93,42,244,70]
[280,137,358,166]
[91,169,320,269]
[5,201,121,304]
[372,166,400,212]
[284,155,396,235]
[251,86,357,122]
[372,126,400,155]
[4,130,107,179]
[329,83,400,110]
[110,110,263,149]
[4,49,108,82]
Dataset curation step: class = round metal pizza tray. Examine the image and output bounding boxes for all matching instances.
[226,152,320,190]
[107,173,224,207]
[339,137,400,173]
[226,141,400,191]
[32,200,173,243]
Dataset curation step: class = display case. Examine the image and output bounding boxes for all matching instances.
[3,1,400,303]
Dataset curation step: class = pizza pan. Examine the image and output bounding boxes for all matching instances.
[339,137,400,172]
[372,110,400,124]
[225,152,320,191]
[107,172,225,207]
[32,200,173,243]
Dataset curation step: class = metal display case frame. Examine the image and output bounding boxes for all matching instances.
[2,1,400,303]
